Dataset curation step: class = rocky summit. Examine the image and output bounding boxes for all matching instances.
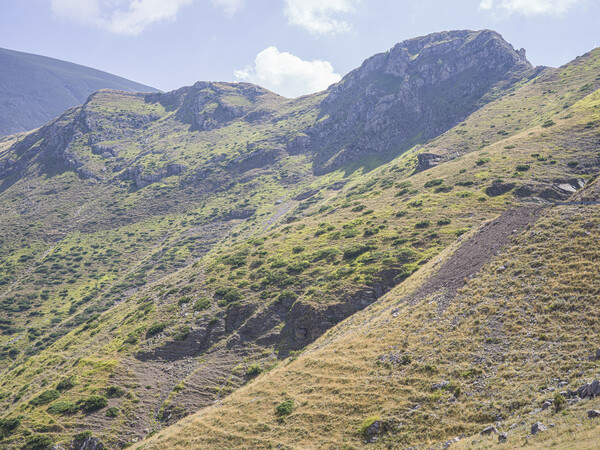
[1,29,600,450]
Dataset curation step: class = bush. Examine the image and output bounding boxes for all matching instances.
[146,322,168,337]
[106,406,120,418]
[193,297,210,311]
[178,296,192,305]
[73,431,92,441]
[0,417,20,434]
[424,179,443,188]
[516,164,530,171]
[26,434,53,449]
[275,399,294,416]
[30,389,60,406]
[246,364,262,378]
[437,218,451,226]
[79,395,108,412]
[277,290,298,303]
[214,287,242,304]
[541,119,555,127]
[56,376,76,391]
[567,161,579,167]
[343,244,374,259]
[291,245,305,254]
[554,393,566,413]
[311,247,340,262]
[415,220,431,229]
[106,385,125,398]
[47,401,78,415]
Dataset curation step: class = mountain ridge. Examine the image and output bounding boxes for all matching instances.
[0,30,599,449]
[0,47,160,136]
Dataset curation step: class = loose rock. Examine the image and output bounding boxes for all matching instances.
[531,422,547,435]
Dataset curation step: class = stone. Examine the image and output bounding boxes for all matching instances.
[442,437,460,448]
[531,422,547,435]
[498,432,508,443]
[541,400,553,411]
[481,425,498,435]
[588,410,600,419]
[416,153,444,172]
[485,181,516,197]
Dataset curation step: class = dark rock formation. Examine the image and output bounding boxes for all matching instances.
[290,29,534,173]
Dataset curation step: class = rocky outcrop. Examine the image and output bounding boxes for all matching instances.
[121,163,188,189]
[416,152,444,172]
[291,29,534,174]
[164,82,278,131]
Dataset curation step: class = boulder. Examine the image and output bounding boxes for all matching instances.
[531,422,547,435]
[588,410,600,419]
[481,425,498,435]
[416,153,444,172]
[485,181,515,197]
[498,432,508,443]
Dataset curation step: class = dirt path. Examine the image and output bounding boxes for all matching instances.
[397,206,542,311]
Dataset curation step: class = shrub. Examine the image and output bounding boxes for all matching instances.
[214,287,242,304]
[178,296,192,305]
[567,161,579,167]
[79,395,108,412]
[312,247,340,262]
[437,218,451,226]
[343,244,374,259]
[73,431,92,441]
[47,401,78,415]
[415,220,431,229]
[291,245,305,254]
[30,389,60,406]
[424,179,443,188]
[277,290,298,303]
[246,364,262,378]
[554,393,566,413]
[0,417,20,434]
[541,119,555,127]
[193,296,210,311]
[106,406,120,418]
[26,434,53,449]
[476,157,491,166]
[516,164,530,171]
[106,385,125,398]
[146,322,168,337]
[56,376,76,391]
[275,399,294,416]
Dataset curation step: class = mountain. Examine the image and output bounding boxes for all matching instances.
[0,29,599,449]
[0,47,159,136]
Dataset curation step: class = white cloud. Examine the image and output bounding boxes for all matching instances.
[284,0,359,35]
[479,0,584,16]
[234,47,342,98]
[211,0,245,15]
[50,0,193,36]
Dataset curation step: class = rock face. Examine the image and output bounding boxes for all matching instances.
[290,29,533,173]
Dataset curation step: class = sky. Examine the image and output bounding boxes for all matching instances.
[0,0,599,98]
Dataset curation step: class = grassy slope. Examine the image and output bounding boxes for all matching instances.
[0,49,598,449]
[137,63,600,447]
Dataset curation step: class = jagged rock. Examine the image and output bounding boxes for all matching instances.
[575,380,600,398]
[486,181,516,197]
[541,400,553,410]
[514,185,535,197]
[588,410,600,418]
[302,29,534,173]
[442,437,460,448]
[69,437,104,450]
[364,420,383,443]
[432,381,450,390]
[498,432,508,443]
[481,425,498,435]
[531,422,547,435]
[416,153,444,172]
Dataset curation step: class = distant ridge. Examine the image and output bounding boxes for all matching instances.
[0,47,160,136]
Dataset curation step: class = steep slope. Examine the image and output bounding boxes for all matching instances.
[0,32,599,449]
[139,85,600,448]
[0,47,159,136]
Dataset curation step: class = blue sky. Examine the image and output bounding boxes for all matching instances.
[0,0,598,97]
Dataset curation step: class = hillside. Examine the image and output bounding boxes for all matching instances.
[0,47,159,136]
[0,30,599,449]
